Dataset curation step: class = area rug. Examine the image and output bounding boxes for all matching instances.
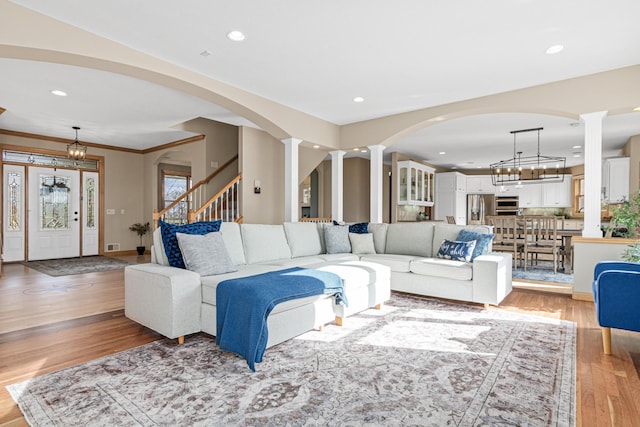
[7,293,576,426]
[21,256,129,276]
[512,261,574,284]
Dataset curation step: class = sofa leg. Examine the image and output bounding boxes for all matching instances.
[335,316,343,326]
[178,336,185,345]
[602,327,612,355]
[316,325,324,332]
[374,303,382,310]
[483,303,490,310]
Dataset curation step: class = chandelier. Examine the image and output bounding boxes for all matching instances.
[490,127,566,186]
[67,126,87,161]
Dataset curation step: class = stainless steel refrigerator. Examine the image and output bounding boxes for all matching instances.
[467,194,496,224]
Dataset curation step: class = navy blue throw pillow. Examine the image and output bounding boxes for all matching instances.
[159,220,222,269]
[456,230,495,261]
[436,239,477,262]
[348,222,369,234]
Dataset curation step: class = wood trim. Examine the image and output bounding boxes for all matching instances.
[105,249,148,257]
[0,130,205,155]
[573,236,637,244]
[572,291,594,302]
[0,129,144,154]
[141,135,205,154]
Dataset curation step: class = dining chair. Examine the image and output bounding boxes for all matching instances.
[486,215,522,269]
[523,216,562,273]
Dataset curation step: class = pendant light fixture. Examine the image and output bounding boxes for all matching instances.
[67,126,87,161]
[490,127,566,186]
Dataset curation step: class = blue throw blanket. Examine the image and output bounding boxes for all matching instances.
[215,267,346,371]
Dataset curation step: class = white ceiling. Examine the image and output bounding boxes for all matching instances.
[1,0,640,166]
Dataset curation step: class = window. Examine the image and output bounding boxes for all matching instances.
[162,170,192,224]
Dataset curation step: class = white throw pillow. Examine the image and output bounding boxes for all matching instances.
[176,232,237,276]
[349,232,376,254]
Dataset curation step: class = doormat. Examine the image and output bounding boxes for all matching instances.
[7,293,576,426]
[21,256,129,277]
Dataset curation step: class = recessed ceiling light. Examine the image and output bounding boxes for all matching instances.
[353,96,364,103]
[634,106,640,112]
[51,90,67,96]
[451,166,458,170]
[439,151,446,155]
[572,145,582,149]
[546,44,564,54]
[200,50,212,57]
[428,116,445,122]
[313,144,320,149]
[569,122,580,127]
[227,30,245,41]
[360,149,367,153]
[573,153,581,158]
[353,148,360,152]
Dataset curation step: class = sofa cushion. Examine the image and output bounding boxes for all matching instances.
[152,227,169,266]
[456,229,495,261]
[432,223,492,258]
[241,224,292,264]
[258,256,327,268]
[436,239,476,262]
[159,220,222,269]
[284,222,323,257]
[312,260,390,291]
[410,258,473,281]
[368,223,388,254]
[324,225,351,254]
[359,253,421,273]
[318,253,360,262]
[385,223,435,257]
[219,221,246,266]
[349,232,376,254]
[176,232,237,276]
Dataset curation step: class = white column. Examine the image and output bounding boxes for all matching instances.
[330,150,345,222]
[580,111,608,238]
[282,138,301,222]
[368,144,385,223]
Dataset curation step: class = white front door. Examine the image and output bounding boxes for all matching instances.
[28,167,81,260]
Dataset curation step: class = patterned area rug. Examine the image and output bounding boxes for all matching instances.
[512,261,574,284]
[7,293,576,426]
[21,256,129,276]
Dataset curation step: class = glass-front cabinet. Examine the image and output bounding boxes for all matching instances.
[397,160,435,206]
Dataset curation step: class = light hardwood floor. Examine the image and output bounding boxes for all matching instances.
[1,258,639,426]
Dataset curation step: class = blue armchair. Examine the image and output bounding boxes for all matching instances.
[593,261,640,354]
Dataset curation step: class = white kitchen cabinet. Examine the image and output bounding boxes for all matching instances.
[603,157,629,204]
[495,185,519,196]
[542,177,572,207]
[434,172,467,224]
[517,184,541,208]
[397,160,435,206]
[466,175,495,194]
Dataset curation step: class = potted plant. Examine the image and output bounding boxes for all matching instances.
[129,222,150,255]
[606,189,640,238]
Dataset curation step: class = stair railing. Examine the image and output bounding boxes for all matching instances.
[189,173,242,224]
[153,155,239,228]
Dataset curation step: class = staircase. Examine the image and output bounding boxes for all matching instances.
[153,155,242,228]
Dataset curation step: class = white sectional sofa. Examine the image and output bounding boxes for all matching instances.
[125,220,511,351]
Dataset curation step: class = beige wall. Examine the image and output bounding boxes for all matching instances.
[173,118,239,200]
[239,127,285,224]
[343,158,370,222]
[0,133,145,251]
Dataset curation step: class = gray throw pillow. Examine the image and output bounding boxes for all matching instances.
[349,232,376,254]
[324,225,351,254]
[176,232,237,276]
